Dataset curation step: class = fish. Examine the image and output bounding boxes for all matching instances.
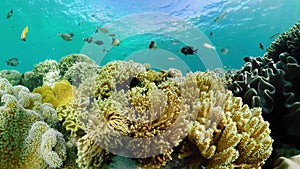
[220,48,229,54]
[95,26,108,33]
[269,33,280,39]
[148,41,157,50]
[83,37,93,43]
[209,32,214,37]
[259,43,264,50]
[6,58,19,66]
[202,43,216,50]
[214,9,229,23]
[111,38,120,46]
[58,33,74,41]
[108,33,116,37]
[20,26,28,41]
[94,40,104,45]
[6,9,13,19]
[180,46,198,55]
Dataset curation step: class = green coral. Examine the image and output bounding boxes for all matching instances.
[62,61,100,87]
[0,70,21,86]
[58,53,95,78]
[30,59,60,88]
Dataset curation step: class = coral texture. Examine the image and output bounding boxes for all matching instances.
[69,60,273,169]
[58,53,95,78]
[33,80,75,109]
[227,19,300,141]
[182,89,273,169]
[0,69,21,85]
[0,78,66,169]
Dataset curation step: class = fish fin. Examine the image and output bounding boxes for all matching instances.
[6,61,9,65]
[194,49,198,53]
[21,38,26,41]
[69,33,74,37]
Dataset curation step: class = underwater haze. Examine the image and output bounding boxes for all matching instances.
[1,0,300,72]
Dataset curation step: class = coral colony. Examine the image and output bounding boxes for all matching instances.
[1,20,300,169]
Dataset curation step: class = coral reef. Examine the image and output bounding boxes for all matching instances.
[0,69,21,85]
[58,53,96,78]
[32,59,60,87]
[20,71,40,91]
[179,88,273,168]
[33,80,75,109]
[68,60,272,169]
[266,19,300,62]
[0,78,66,169]
[227,24,300,142]
[62,61,100,87]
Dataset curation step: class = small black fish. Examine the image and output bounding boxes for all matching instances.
[6,9,13,19]
[148,41,157,50]
[259,43,264,50]
[209,32,214,37]
[6,58,19,66]
[180,46,198,55]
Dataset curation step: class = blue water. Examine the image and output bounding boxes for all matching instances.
[1,0,300,73]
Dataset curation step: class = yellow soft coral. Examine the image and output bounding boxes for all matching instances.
[33,80,75,109]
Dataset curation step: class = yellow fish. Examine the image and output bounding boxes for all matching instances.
[21,26,28,41]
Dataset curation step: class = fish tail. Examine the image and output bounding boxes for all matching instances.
[194,49,198,53]
[6,61,9,65]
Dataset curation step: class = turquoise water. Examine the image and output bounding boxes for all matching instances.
[1,0,300,73]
